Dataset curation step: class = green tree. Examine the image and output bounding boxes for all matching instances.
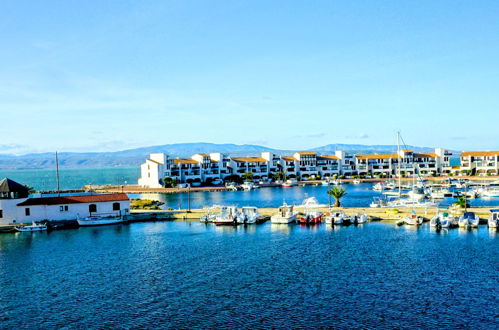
[327,186,347,207]
[225,174,243,184]
[242,171,254,182]
[162,177,178,188]
[454,196,470,209]
[272,171,286,181]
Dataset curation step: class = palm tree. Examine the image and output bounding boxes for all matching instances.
[327,186,347,207]
[454,196,470,209]
[242,171,254,182]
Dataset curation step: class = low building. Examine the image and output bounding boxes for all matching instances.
[460,151,499,175]
[0,178,130,225]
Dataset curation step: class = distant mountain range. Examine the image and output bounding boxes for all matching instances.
[0,143,458,170]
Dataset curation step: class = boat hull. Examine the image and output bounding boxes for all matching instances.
[77,218,123,226]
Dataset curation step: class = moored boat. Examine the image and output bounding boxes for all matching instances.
[271,203,297,224]
[351,213,368,224]
[214,206,239,225]
[237,206,260,224]
[77,215,123,227]
[16,221,48,232]
[299,210,323,225]
[458,212,479,228]
[488,209,499,229]
[430,211,457,228]
[403,210,423,226]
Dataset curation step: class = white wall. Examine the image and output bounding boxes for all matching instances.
[0,198,28,225]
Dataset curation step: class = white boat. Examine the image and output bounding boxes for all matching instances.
[200,206,222,223]
[352,179,361,185]
[479,187,499,198]
[488,209,499,228]
[241,182,258,191]
[430,211,457,228]
[237,206,260,224]
[351,214,368,224]
[77,215,123,226]
[271,204,298,224]
[386,198,437,208]
[325,210,350,225]
[370,197,387,208]
[16,221,48,232]
[298,197,328,208]
[214,206,239,225]
[407,187,426,201]
[373,182,385,191]
[458,212,479,228]
[403,211,423,226]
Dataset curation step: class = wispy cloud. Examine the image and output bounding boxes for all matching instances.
[345,133,369,139]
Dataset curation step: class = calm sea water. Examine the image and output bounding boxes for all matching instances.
[135,183,499,210]
[0,221,497,328]
[0,167,139,191]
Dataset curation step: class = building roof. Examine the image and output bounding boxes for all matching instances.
[17,193,129,206]
[461,151,499,157]
[173,158,199,165]
[147,159,163,165]
[356,154,398,160]
[282,156,295,162]
[401,149,413,153]
[413,153,437,158]
[0,178,30,194]
[317,155,339,160]
[231,157,267,163]
[296,152,317,155]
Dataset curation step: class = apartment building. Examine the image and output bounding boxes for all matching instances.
[460,151,499,175]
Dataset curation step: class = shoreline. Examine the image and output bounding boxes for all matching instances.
[88,175,499,195]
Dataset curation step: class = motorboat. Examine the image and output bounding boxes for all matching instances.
[373,182,385,191]
[429,186,451,199]
[77,215,123,227]
[478,187,499,198]
[214,206,239,225]
[237,206,260,224]
[488,209,499,229]
[386,198,437,208]
[370,197,387,208]
[351,214,368,224]
[325,210,349,225]
[403,211,423,226]
[299,210,323,225]
[200,206,222,223]
[352,179,361,185]
[407,187,427,201]
[241,182,258,191]
[458,212,479,228]
[430,211,457,228]
[15,221,48,232]
[271,203,298,224]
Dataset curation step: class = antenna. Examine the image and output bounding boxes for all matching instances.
[55,151,60,196]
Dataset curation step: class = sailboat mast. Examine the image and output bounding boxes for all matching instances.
[397,132,401,199]
[55,151,61,197]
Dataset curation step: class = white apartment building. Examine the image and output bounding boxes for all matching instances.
[460,151,499,175]
[137,148,453,187]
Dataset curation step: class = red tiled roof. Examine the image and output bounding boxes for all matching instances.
[173,158,199,165]
[356,154,398,160]
[17,193,129,206]
[413,153,437,158]
[282,156,295,161]
[231,157,267,162]
[317,155,339,160]
[462,151,499,157]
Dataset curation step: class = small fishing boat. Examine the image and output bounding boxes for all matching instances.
[403,210,423,226]
[488,209,499,229]
[271,203,297,224]
[325,210,349,225]
[458,212,479,228]
[237,206,260,224]
[16,221,48,232]
[299,210,323,225]
[77,215,123,227]
[214,206,239,225]
[430,211,457,228]
[351,214,368,224]
[281,183,293,188]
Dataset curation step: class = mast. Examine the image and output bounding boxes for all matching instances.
[55,151,60,197]
[397,132,401,199]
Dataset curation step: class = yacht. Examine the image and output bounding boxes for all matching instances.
[237,206,260,224]
[479,186,499,198]
[488,209,499,229]
[16,221,48,232]
[386,198,437,208]
[77,215,123,227]
[458,212,479,228]
[241,182,258,191]
[373,182,385,191]
[370,197,387,208]
[271,204,298,224]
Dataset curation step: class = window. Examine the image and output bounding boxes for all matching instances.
[112,202,120,211]
[65,205,68,211]
[60,205,69,212]
[25,208,30,216]
[0,210,2,218]
[89,204,97,213]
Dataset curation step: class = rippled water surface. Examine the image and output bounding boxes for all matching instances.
[0,222,497,328]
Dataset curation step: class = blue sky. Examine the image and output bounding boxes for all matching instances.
[1,0,498,154]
